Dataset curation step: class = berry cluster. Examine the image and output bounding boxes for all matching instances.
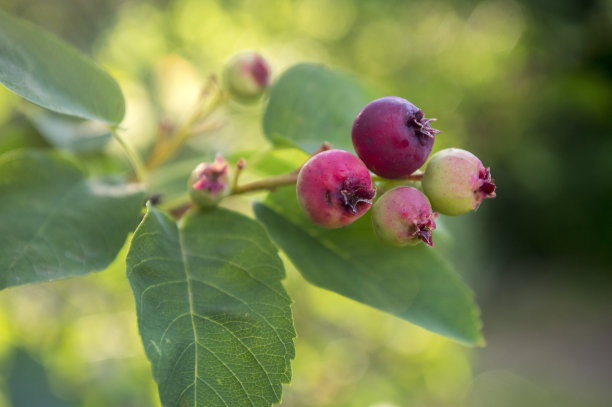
[296,96,496,247]
[186,53,495,248]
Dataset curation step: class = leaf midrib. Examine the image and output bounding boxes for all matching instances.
[177,229,273,407]
[177,229,201,407]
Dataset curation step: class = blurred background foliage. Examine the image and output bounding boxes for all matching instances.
[0,0,611,406]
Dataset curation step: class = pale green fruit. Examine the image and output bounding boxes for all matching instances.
[223,51,270,103]
[422,148,496,216]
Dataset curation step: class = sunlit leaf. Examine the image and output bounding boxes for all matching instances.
[254,187,483,346]
[263,64,371,154]
[127,205,295,407]
[0,150,144,289]
[0,9,125,124]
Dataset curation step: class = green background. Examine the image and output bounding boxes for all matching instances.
[0,0,611,406]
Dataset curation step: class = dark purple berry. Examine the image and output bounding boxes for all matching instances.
[352,96,439,179]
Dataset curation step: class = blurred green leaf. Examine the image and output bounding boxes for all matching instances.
[0,9,125,124]
[254,187,483,346]
[126,205,295,407]
[23,106,112,152]
[7,349,75,407]
[263,64,370,154]
[0,121,49,155]
[0,150,144,289]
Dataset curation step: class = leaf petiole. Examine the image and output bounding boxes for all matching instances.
[110,127,147,183]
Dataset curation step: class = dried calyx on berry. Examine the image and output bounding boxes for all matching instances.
[296,149,376,228]
[352,96,439,179]
[188,154,231,208]
[422,148,496,216]
[223,50,271,103]
[371,186,437,247]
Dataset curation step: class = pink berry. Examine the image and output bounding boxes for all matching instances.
[223,51,271,103]
[371,186,437,247]
[352,96,439,179]
[188,154,230,208]
[422,148,496,216]
[296,149,376,228]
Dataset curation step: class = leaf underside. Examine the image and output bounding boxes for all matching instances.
[0,9,125,124]
[0,149,144,290]
[254,187,484,346]
[23,107,112,152]
[127,206,295,407]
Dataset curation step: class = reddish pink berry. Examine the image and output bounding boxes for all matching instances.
[371,186,437,247]
[352,96,439,179]
[422,148,496,216]
[296,149,376,228]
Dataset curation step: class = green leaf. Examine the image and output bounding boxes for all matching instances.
[263,64,371,154]
[23,106,111,152]
[0,9,125,124]
[254,187,484,346]
[7,349,75,407]
[0,150,144,289]
[126,205,295,407]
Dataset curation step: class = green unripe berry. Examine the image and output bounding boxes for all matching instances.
[422,148,496,216]
[223,51,270,103]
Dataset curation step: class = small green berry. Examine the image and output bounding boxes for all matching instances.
[223,51,271,103]
[188,154,230,208]
[422,148,496,216]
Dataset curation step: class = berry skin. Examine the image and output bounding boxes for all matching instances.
[297,149,376,228]
[422,148,496,216]
[223,51,271,103]
[352,96,439,179]
[188,154,231,208]
[371,186,437,247]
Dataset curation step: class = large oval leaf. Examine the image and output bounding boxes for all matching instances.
[126,205,295,407]
[0,9,125,124]
[0,150,144,289]
[263,64,371,153]
[254,187,484,346]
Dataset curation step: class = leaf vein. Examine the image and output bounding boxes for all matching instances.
[192,313,279,401]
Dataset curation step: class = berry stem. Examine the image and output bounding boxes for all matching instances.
[405,172,424,181]
[231,158,247,191]
[168,170,298,218]
[166,143,333,218]
[371,172,424,182]
[230,172,299,195]
[145,75,228,170]
[230,142,331,195]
